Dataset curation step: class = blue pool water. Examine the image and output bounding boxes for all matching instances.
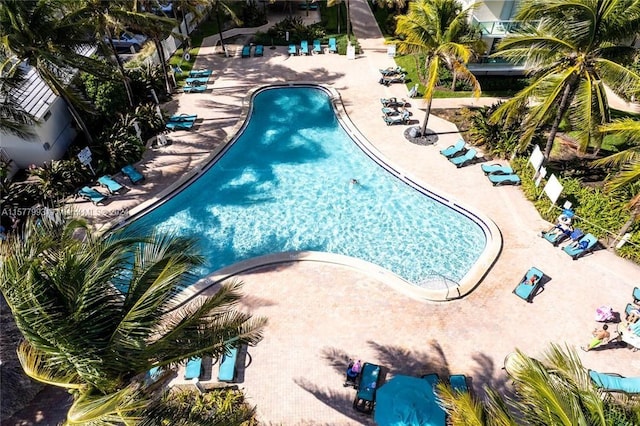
[129,86,486,284]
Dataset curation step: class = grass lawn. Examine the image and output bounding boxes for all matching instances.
[169,19,221,85]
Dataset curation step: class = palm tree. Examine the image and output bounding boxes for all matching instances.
[0,217,267,424]
[438,344,640,425]
[594,118,640,243]
[328,0,351,42]
[134,0,184,93]
[73,0,137,107]
[0,0,115,144]
[394,0,481,136]
[491,0,640,161]
[0,57,35,139]
[209,0,242,57]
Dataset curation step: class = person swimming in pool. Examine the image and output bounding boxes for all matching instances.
[350,179,359,185]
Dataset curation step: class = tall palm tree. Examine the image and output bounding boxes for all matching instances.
[0,57,35,139]
[0,217,267,424]
[133,0,184,93]
[328,0,351,42]
[0,0,114,144]
[438,344,640,425]
[491,0,640,161]
[594,118,640,241]
[75,0,147,108]
[209,0,242,57]
[395,0,481,136]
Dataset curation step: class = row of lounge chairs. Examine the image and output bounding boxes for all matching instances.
[540,224,598,260]
[439,139,523,183]
[289,38,337,55]
[166,113,198,131]
[76,165,144,205]
[182,70,212,93]
[346,360,470,423]
[183,345,240,383]
[241,44,264,58]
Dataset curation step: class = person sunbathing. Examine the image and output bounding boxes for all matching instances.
[568,239,589,250]
[523,274,540,286]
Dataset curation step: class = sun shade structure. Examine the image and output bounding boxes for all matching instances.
[374,375,446,426]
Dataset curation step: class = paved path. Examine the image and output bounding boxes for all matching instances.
[6,2,640,425]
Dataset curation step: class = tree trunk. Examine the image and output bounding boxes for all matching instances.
[451,72,457,92]
[421,96,433,136]
[107,39,134,107]
[215,2,226,54]
[543,76,577,161]
[154,39,172,94]
[346,0,351,43]
[611,203,639,248]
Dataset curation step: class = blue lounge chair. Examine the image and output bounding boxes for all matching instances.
[625,303,635,319]
[144,366,164,386]
[487,173,521,186]
[589,370,640,394]
[379,66,405,76]
[541,224,573,246]
[481,163,514,175]
[300,40,309,55]
[353,362,382,414]
[188,69,212,78]
[168,113,197,123]
[254,44,264,56]
[381,107,403,116]
[78,186,108,205]
[562,233,598,260]
[166,120,195,131]
[184,357,203,380]
[288,44,297,55]
[383,110,410,125]
[439,139,466,158]
[449,374,469,394]
[449,148,478,168]
[513,266,545,303]
[97,175,124,194]
[313,39,321,54]
[185,76,209,85]
[241,44,251,58]
[632,287,640,304]
[328,37,337,53]
[421,373,440,387]
[121,164,144,184]
[218,346,239,382]
[183,83,207,93]
[380,97,406,108]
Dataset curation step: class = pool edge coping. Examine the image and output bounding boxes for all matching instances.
[102,82,502,302]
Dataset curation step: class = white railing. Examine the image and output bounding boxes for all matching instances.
[472,18,538,36]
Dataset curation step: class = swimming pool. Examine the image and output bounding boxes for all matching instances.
[126,85,495,295]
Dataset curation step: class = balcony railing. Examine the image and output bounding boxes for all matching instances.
[472,18,538,36]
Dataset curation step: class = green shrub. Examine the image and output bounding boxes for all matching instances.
[81,73,128,119]
[89,112,147,174]
[263,17,325,45]
[240,1,267,28]
[126,63,170,103]
[28,159,90,205]
[465,103,543,159]
[512,157,637,245]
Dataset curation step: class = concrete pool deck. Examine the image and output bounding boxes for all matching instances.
[8,2,640,425]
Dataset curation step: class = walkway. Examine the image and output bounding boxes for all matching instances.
[6,2,640,425]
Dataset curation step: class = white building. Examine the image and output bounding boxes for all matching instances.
[459,0,528,75]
